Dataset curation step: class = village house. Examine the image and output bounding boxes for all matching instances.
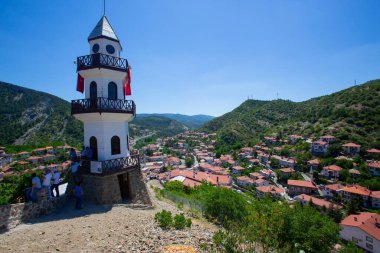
[32,148,46,155]
[367,161,380,177]
[319,135,336,144]
[367,148,380,158]
[248,158,259,165]
[311,140,329,155]
[17,151,30,159]
[42,153,56,162]
[249,172,264,180]
[165,156,181,166]
[307,159,320,171]
[289,134,303,144]
[256,185,285,199]
[287,180,318,196]
[342,143,361,156]
[341,185,371,207]
[147,156,163,162]
[231,166,244,175]
[271,155,296,169]
[236,176,254,187]
[45,146,54,154]
[349,169,361,179]
[27,156,43,164]
[257,152,270,164]
[371,191,380,209]
[278,168,295,179]
[294,194,342,209]
[263,136,277,144]
[321,165,343,179]
[254,178,270,187]
[0,154,13,167]
[167,169,232,187]
[322,183,345,198]
[340,212,380,253]
[259,168,273,179]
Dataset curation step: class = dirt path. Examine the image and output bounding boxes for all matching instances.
[0,181,215,253]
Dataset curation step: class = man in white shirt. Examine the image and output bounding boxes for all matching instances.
[42,170,53,199]
[51,168,61,197]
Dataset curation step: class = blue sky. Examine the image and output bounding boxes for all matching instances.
[1,0,380,116]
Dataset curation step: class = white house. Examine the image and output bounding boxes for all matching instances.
[340,212,380,253]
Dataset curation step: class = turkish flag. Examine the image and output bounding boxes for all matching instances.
[124,67,132,96]
[76,73,84,93]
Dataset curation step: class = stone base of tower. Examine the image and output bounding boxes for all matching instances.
[68,167,152,206]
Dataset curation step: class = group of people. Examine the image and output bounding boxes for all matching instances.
[69,146,94,161]
[28,168,60,202]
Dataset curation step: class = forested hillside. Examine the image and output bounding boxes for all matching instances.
[203,79,380,148]
[0,81,82,146]
[138,113,214,129]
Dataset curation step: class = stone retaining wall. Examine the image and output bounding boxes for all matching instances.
[0,196,67,232]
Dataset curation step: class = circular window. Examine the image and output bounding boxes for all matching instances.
[92,44,99,53]
[106,45,115,54]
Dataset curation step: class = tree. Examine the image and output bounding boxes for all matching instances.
[339,240,364,253]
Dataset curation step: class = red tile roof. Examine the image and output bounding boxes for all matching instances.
[325,183,345,192]
[340,212,380,240]
[279,168,295,173]
[295,194,342,209]
[288,180,317,189]
[342,142,361,148]
[368,162,380,169]
[323,165,343,172]
[342,184,371,196]
[256,185,284,195]
[368,149,380,154]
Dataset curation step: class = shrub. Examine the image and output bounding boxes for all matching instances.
[155,210,173,229]
[173,213,188,229]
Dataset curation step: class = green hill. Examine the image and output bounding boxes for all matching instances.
[0,81,82,146]
[138,113,214,129]
[203,79,380,148]
[0,81,189,145]
[130,116,188,137]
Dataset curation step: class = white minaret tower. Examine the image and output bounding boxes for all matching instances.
[73,16,133,163]
[71,16,150,205]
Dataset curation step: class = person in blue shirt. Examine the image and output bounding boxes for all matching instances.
[73,182,83,210]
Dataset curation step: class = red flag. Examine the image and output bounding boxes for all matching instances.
[124,66,132,96]
[76,73,84,93]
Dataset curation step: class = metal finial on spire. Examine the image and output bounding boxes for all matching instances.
[103,0,106,16]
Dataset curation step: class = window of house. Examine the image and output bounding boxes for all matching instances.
[352,237,359,243]
[366,243,373,250]
[367,236,373,243]
[111,136,121,155]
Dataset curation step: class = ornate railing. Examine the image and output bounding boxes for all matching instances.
[101,155,140,174]
[77,53,128,72]
[71,98,136,115]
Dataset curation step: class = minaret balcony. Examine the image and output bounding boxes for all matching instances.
[71,98,136,115]
[77,53,128,72]
[80,155,140,175]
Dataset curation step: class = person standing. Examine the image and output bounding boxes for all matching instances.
[42,169,53,199]
[69,148,77,161]
[51,168,60,197]
[30,173,41,202]
[74,182,83,210]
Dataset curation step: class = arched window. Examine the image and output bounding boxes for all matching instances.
[108,82,117,100]
[89,136,98,161]
[111,136,121,155]
[90,82,97,99]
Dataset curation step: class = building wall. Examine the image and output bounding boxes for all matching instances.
[84,121,129,161]
[340,226,379,252]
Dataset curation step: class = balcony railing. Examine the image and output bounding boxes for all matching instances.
[79,155,140,175]
[71,98,136,115]
[77,53,128,72]
[101,155,140,174]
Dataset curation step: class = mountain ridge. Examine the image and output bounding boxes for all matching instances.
[203,79,380,148]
